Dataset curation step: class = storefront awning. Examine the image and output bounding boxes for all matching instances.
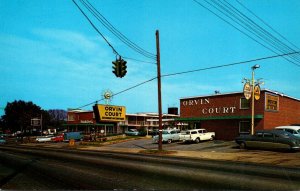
[175,115,264,122]
[62,123,114,126]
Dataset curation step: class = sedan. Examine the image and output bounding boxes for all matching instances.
[0,138,6,144]
[235,130,300,151]
[51,134,64,142]
[36,135,54,143]
[153,130,180,144]
[125,129,140,136]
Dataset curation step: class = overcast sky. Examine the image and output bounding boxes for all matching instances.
[1,0,300,116]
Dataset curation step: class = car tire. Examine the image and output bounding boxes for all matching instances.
[195,138,200,144]
[240,142,247,149]
[167,139,172,144]
[210,135,215,141]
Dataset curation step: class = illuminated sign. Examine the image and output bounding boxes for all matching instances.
[265,93,279,111]
[94,104,126,122]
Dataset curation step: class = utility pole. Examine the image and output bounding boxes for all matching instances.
[156,30,163,151]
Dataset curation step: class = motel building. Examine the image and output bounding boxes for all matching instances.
[65,105,180,137]
[178,89,300,140]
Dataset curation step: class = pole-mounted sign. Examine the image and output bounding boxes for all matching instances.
[254,84,261,100]
[243,82,252,100]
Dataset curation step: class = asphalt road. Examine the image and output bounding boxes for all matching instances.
[1,145,300,190]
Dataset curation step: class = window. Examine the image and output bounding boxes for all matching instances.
[240,98,250,109]
[263,133,273,138]
[239,121,250,134]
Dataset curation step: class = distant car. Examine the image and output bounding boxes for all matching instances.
[51,134,64,142]
[153,130,181,144]
[36,135,54,143]
[125,129,140,136]
[275,126,300,138]
[0,137,6,144]
[235,130,300,151]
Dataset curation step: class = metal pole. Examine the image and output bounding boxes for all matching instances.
[156,30,163,151]
[251,69,255,135]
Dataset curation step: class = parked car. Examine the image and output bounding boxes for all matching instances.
[51,134,64,142]
[275,126,300,138]
[235,130,300,151]
[64,132,83,141]
[179,129,215,143]
[36,135,54,143]
[125,129,140,136]
[0,136,6,144]
[153,130,180,144]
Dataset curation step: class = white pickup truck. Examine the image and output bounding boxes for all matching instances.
[179,129,215,143]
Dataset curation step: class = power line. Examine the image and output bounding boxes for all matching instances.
[75,77,157,109]
[207,0,300,66]
[79,0,157,60]
[193,0,300,67]
[72,0,120,56]
[236,0,300,51]
[74,51,299,109]
[217,0,300,64]
[162,51,300,78]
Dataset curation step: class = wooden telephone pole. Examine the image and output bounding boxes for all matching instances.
[156,30,163,151]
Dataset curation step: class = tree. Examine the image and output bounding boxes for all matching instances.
[2,100,49,133]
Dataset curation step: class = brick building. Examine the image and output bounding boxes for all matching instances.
[178,89,300,140]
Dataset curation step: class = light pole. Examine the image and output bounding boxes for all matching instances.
[251,64,260,135]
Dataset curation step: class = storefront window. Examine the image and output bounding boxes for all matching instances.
[240,98,250,109]
[239,121,250,134]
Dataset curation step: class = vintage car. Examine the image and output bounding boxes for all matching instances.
[0,137,6,144]
[51,134,64,142]
[125,129,140,136]
[36,135,54,143]
[153,130,180,144]
[235,130,300,151]
[275,126,300,138]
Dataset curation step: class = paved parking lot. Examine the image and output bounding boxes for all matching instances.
[98,137,300,168]
[105,138,236,152]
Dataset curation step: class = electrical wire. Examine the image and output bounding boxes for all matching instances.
[72,0,120,56]
[236,0,300,51]
[79,0,157,60]
[74,51,299,109]
[216,0,300,64]
[207,0,300,66]
[193,0,300,67]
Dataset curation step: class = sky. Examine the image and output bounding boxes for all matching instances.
[1,0,300,116]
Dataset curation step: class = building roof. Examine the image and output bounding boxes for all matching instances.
[180,89,300,102]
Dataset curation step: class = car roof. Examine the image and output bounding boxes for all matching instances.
[255,129,291,135]
[275,126,300,130]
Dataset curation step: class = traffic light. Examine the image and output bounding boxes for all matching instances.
[119,59,127,78]
[112,57,127,78]
[112,59,120,77]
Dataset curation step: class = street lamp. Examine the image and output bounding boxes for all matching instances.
[251,64,260,135]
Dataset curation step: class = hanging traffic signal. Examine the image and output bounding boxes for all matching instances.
[112,59,120,77]
[119,59,127,78]
[112,57,127,78]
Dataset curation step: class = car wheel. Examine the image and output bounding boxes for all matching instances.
[167,139,172,144]
[195,138,200,144]
[210,135,215,141]
[240,142,247,149]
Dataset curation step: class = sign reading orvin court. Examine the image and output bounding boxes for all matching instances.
[94,104,126,122]
[182,98,236,115]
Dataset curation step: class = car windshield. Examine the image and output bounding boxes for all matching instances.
[162,131,170,134]
[297,129,300,134]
